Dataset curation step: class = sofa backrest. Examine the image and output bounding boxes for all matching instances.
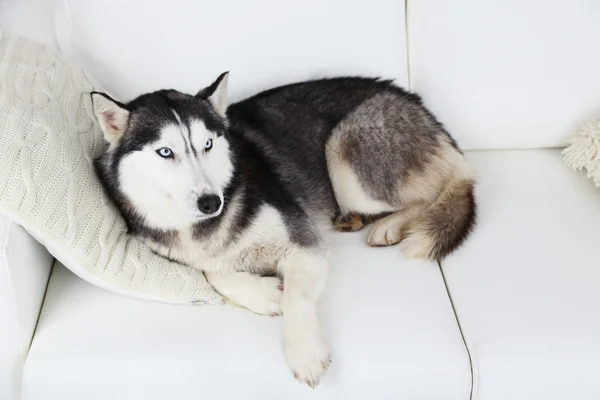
[0,0,57,48]
[54,0,408,107]
[408,0,600,150]
[52,0,600,151]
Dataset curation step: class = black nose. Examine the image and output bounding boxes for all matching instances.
[197,194,221,215]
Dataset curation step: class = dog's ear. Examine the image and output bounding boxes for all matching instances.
[91,92,130,145]
[196,71,229,118]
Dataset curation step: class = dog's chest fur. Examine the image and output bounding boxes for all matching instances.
[146,202,295,274]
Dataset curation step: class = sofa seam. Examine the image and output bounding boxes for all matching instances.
[404,0,412,91]
[438,260,475,400]
[21,260,54,399]
[1,221,26,373]
[29,260,54,346]
[54,0,73,55]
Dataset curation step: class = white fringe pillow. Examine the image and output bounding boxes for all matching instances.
[563,118,600,187]
[0,29,223,305]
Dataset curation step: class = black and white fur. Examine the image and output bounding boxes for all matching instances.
[91,73,476,387]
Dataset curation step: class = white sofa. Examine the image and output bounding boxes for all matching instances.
[1,1,600,399]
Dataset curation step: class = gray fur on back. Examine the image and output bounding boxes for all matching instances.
[332,91,455,204]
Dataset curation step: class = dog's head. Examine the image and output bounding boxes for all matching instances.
[92,72,234,231]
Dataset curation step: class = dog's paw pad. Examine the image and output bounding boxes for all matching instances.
[333,213,364,232]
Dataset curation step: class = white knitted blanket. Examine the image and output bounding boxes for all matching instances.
[0,28,223,305]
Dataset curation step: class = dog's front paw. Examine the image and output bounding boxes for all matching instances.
[230,274,283,316]
[285,327,331,388]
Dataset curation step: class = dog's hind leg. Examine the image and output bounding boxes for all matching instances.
[325,91,476,259]
[366,203,427,247]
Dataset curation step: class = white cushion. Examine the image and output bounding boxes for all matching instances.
[23,233,471,399]
[54,0,408,102]
[408,0,600,150]
[0,214,53,400]
[441,149,600,400]
[0,29,221,305]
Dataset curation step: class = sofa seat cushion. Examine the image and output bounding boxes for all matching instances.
[441,149,600,400]
[23,234,471,400]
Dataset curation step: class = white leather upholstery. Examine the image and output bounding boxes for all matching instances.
[54,0,409,102]
[441,149,600,400]
[0,0,58,48]
[0,214,54,400]
[23,236,471,400]
[409,0,600,150]
[6,1,600,399]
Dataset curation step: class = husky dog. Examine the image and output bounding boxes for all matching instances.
[91,73,476,387]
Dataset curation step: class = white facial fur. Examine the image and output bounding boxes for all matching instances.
[118,116,234,230]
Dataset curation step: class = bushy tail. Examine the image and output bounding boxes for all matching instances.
[401,178,477,261]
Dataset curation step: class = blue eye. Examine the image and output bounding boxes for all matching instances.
[156,147,173,158]
[205,138,213,151]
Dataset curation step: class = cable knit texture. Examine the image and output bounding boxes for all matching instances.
[563,117,600,187]
[0,29,223,305]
